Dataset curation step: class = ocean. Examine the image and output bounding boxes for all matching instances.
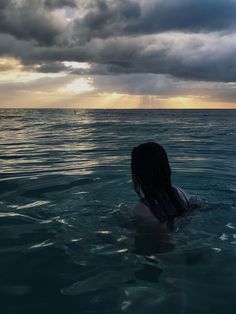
[0,109,235,313]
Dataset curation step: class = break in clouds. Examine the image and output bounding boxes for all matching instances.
[1,0,236,106]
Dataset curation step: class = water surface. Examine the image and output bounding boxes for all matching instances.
[0,109,235,313]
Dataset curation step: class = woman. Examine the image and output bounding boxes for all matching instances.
[131,142,200,253]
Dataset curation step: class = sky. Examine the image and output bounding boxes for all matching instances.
[1,0,236,108]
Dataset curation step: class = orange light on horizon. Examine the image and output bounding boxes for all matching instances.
[0,57,236,109]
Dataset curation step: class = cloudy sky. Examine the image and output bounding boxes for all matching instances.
[1,0,236,108]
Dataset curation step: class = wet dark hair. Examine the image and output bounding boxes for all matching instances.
[131,142,188,223]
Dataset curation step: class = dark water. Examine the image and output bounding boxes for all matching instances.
[0,109,235,314]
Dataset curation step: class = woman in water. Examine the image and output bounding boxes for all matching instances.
[131,142,200,252]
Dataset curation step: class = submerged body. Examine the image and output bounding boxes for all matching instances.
[133,186,194,253]
[134,186,190,223]
[131,142,201,253]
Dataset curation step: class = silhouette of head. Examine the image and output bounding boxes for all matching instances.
[131,142,171,194]
[131,142,186,222]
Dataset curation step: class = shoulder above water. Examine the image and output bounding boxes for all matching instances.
[133,186,194,222]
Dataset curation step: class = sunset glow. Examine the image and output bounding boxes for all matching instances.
[0,1,236,109]
[64,78,95,94]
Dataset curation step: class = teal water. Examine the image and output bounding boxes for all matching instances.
[0,109,235,314]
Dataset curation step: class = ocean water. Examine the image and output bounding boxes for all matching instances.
[0,109,235,314]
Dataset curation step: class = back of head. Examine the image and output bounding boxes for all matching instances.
[131,142,187,223]
[131,142,171,193]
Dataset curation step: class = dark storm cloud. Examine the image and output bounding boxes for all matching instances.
[8,33,234,83]
[43,0,77,8]
[36,62,68,73]
[0,0,8,10]
[2,31,236,82]
[0,34,32,58]
[0,0,66,45]
[73,0,141,41]
[1,0,236,85]
[2,0,236,45]
[73,0,236,41]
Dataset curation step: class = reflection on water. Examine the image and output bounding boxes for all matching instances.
[0,109,236,314]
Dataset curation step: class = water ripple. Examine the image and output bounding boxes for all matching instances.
[0,109,236,313]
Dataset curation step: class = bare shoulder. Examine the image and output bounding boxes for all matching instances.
[133,199,153,218]
[133,200,167,233]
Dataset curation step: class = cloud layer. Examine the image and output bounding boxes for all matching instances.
[1,0,236,107]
